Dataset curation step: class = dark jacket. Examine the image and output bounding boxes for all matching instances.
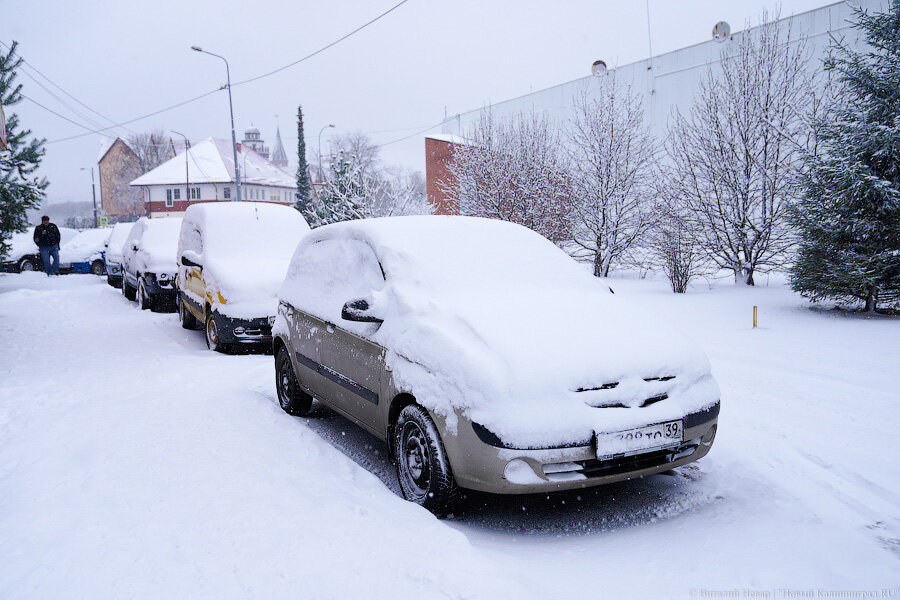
[34,223,61,248]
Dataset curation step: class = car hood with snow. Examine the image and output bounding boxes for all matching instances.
[59,228,112,265]
[279,216,720,449]
[178,202,310,319]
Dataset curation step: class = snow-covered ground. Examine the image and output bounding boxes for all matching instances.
[1,272,897,599]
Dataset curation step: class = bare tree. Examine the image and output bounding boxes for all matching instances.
[127,128,174,174]
[440,110,570,242]
[327,130,381,181]
[372,166,431,217]
[566,80,657,277]
[667,12,815,285]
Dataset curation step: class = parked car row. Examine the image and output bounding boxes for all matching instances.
[101,206,722,516]
[1,226,79,273]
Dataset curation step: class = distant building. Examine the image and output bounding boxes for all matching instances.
[241,127,269,161]
[270,126,289,168]
[97,138,145,219]
[424,134,468,215]
[129,137,296,217]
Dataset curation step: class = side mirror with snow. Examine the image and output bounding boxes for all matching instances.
[181,255,202,269]
[341,298,383,324]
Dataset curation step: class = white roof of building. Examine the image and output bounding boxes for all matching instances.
[129,137,295,188]
[425,133,472,146]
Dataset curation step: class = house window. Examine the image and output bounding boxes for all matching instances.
[173,188,181,200]
[166,189,173,207]
[223,186,231,199]
[190,187,200,200]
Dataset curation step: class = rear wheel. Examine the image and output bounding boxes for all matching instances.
[393,404,459,516]
[275,346,312,416]
[18,257,36,272]
[90,260,105,276]
[178,294,198,329]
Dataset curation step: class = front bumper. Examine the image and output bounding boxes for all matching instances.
[143,273,177,307]
[211,313,274,346]
[441,402,720,494]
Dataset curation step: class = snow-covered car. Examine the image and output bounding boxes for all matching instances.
[273,216,721,514]
[176,202,310,352]
[59,228,112,275]
[1,226,78,273]
[121,217,182,311]
[104,222,136,288]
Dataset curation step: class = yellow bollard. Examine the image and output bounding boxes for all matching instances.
[753,306,758,328]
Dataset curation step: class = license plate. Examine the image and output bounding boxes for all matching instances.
[596,420,683,459]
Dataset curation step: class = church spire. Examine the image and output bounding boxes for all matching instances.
[271,123,288,168]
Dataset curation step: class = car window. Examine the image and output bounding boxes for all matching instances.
[289,238,385,336]
[183,226,203,257]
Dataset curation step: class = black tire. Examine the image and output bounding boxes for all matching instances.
[137,280,151,310]
[275,346,313,416]
[205,312,228,353]
[393,404,459,516]
[122,277,137,301]
[178,294,199,329]
[90,260,105,276]
[18,257,36,272]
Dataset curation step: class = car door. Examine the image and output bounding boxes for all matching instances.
[294,238,386,433]
[121,221,144,287]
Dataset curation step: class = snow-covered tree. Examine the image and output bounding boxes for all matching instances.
[371,166,431,217]
[304,149,369,227]
[566,81,656,276]
[789,2,900,312]
[667,13,815,285]
[1,41,47,260]
[645,190,712,293]
[294,105,312,213]
[441,110,570,242]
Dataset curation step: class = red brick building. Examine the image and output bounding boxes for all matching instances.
[424,134,468,215]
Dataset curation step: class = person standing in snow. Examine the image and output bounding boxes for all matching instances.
[33,215,61,276]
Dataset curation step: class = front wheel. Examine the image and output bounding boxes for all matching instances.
[18,257,36,272]
[90,260,105,276]
[205,312,228,353]
[393,404,459,516]
[178,294,198,329]
[138,280,151,310]
[275,346,312,416]
[122,276,137,301]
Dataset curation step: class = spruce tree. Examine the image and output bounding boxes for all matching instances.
[303,150,369,227]
[1,41,48,260]
[294,105,312,214]
[790,1,900,312]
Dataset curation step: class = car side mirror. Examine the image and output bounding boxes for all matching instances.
[181,255,202,269]
[341,298,383,324]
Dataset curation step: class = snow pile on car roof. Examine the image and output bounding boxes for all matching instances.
[179,203,310,318]
[280,216,720,448]
[60,228,112,264]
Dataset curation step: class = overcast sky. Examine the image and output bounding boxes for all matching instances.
[3,0,839,205]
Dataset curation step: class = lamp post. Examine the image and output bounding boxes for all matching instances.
[80,167,98,228]
[318,123,335,182]
[171,131,190,207]
[191,46,241,202]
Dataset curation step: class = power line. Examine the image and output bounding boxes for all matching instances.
[375,119,445,149]
[233,0,411,87]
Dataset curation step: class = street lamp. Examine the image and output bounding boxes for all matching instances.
[80,167,98,228]
[191,45,241,202]
[318,123,335,182]
[171,131,190,208]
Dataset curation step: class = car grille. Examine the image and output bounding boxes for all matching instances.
[576,376,676,408]
[542,439,700,482]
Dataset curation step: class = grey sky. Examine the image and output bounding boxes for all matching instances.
[3,0,837,205]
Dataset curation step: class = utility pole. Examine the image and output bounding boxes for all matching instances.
[80,167,98,227]
[172,131,190,207]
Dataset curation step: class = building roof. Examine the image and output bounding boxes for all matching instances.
[270,126,288,165]
[129,137,295,188]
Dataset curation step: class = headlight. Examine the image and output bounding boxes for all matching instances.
[158,273,170,281]
[267,316,276,326]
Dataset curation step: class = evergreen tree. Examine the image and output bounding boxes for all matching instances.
[294,105,312,214]
[303,150,369,227]
[1,41,48,260]
[790,2,900,312]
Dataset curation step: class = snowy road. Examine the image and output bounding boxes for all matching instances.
[1,273,898,599]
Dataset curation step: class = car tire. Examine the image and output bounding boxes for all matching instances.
[393,404,460,516]
[179,294,198,329]
[18,257,36,272]
[275,346,313,416]
[205,312,228,353]
[138,280,151,310]
[90,260,105,276]
[122,277,137,301]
